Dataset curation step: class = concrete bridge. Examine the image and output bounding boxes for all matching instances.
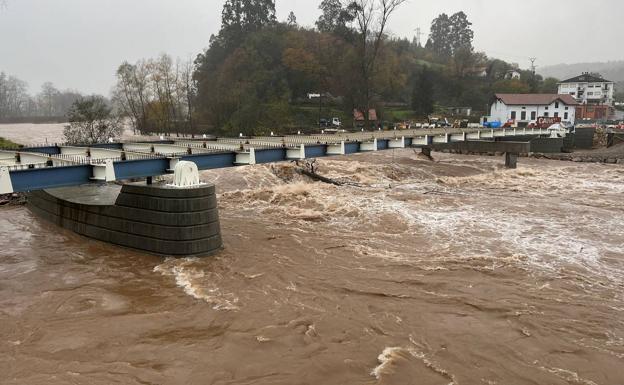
[0,127,565,194]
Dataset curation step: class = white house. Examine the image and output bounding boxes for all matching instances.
[557,73,615,106]
[504,70,521,80]
[489,94,579,124]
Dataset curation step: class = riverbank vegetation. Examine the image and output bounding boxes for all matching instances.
[0,136,21,148]
[3,1,560,136]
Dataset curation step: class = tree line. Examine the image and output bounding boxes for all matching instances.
[174,1,559,135]
[10,0,562,137]
[113,55,195,136]
[0,74,86,122]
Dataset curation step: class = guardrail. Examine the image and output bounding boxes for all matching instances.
[0,127,560,194]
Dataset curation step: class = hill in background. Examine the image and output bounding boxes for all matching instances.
[539,61,624,92]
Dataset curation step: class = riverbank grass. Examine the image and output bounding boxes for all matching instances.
[0,137,21,148]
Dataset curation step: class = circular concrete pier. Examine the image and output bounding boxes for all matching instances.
[27,182,222,257]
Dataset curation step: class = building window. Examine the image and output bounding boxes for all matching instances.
[521,111,526,120]
[554,112,559,118]
[565,106,569,110]
[545,106,549,110]
[531,111,536,120]
[511,111,517,120]
[544,112,549,117]
[564,112,569,120]
[555,102,559,108]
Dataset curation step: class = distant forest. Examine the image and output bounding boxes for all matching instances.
[2,0,565,135]
[0,76,86,123]
[112,0,563,136]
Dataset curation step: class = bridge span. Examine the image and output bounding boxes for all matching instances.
[0,127,563,194]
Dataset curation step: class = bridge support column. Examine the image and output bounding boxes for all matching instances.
[0,166,14,194]
[505,152,518,169]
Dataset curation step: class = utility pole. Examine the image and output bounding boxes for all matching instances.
[529,57,537,75]
[414,27,424,47]
[529,57,538,93]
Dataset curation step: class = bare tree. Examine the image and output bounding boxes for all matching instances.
[114,55,197,136]
[179,57,197,136]
[114,61,150,134]
[351,0,406,125]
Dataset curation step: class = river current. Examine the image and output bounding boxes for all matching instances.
[1,150,623,384]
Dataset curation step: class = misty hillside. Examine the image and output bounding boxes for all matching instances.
[539,61,624,91]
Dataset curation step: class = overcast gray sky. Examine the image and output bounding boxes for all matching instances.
[1,0,622,95]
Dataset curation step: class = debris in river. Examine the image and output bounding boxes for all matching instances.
[0,193,26,206]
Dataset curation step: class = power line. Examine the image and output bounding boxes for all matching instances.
[529,57,537,75]
[413,27,424,47]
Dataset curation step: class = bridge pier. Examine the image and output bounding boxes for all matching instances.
[27,182,223,257]
[505,152,518,169]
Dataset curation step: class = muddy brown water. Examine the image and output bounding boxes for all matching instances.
[1,150,624,385]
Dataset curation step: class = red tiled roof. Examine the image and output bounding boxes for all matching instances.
[495,94,579,106]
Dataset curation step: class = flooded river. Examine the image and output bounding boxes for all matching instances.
[1,150,624,384]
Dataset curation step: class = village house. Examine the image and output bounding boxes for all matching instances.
[489,94,579,125]
[557,73,615,120]
[504,69,521,80]
[558,73,615,106]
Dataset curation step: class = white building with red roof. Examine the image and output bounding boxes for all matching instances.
[489,93,579,125]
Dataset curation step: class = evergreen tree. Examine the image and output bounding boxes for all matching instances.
[220,0,276,49]
[412,67,434,116]
[316,0,357,35]
[448,11,473,53]
[427,12,474,57]
[426,13,452,57]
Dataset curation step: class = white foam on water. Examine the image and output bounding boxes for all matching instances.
[213,158,624,287]
[370,346,455,384]
[397,202,624,284]
[370,347,410,380]
[154,259,239,311]
[533,362,599,385]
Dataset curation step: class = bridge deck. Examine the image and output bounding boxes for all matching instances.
[0,127,560,193]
